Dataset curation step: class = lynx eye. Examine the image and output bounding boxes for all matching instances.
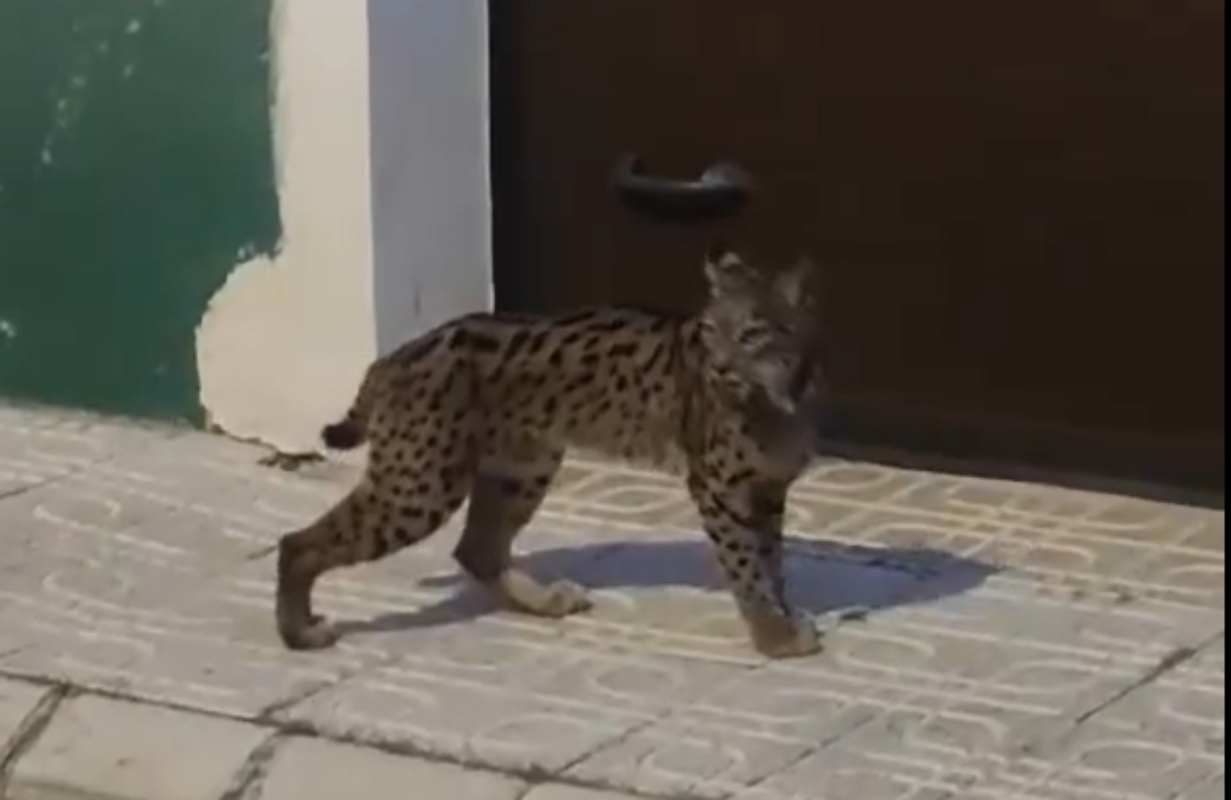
[736,323,773,348]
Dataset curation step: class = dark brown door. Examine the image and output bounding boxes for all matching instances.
[491,1,1224,496]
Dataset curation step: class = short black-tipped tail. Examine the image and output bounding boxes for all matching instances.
[321,419,364,450]
[322,361,381,450]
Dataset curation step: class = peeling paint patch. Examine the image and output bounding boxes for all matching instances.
[0,319,18,341]
[195,0,375,452]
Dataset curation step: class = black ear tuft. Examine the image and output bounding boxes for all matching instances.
[703,245,758,298]
[706,240,733,264]
[776,255,818,308]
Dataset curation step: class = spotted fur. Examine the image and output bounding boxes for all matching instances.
[276,247,827,657]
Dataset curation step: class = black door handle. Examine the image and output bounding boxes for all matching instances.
[611,154,751,221]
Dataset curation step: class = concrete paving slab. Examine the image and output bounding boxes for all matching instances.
[277,655,652,773]
[524,785,642,800]
[258,735,526,800]
[0,677,51,763]
[1180,773,1226,800]
[6,694,267,800]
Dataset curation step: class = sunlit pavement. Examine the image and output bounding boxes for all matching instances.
[0,404,1222,799]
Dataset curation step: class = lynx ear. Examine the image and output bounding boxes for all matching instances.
[704,245,759,299]
[775,256,817,308]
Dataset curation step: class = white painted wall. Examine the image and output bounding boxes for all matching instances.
[196,0,492,453]
[367,0,493,354]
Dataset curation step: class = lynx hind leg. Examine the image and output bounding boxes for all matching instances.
[277,420,476,650]
[277,488,389,649]
[453,445,591,617]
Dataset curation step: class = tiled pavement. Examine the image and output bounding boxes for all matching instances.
[0,404,1222,799]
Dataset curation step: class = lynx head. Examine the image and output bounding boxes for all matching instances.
[700,245,824,415]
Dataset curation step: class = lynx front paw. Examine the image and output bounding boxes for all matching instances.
[745,608,822,659]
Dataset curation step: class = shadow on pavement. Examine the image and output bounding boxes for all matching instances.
[336,536,998,640]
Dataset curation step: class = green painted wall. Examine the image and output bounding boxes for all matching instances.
[0,0,280,423]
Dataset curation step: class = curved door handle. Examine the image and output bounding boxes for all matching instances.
[612,153,751,220]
